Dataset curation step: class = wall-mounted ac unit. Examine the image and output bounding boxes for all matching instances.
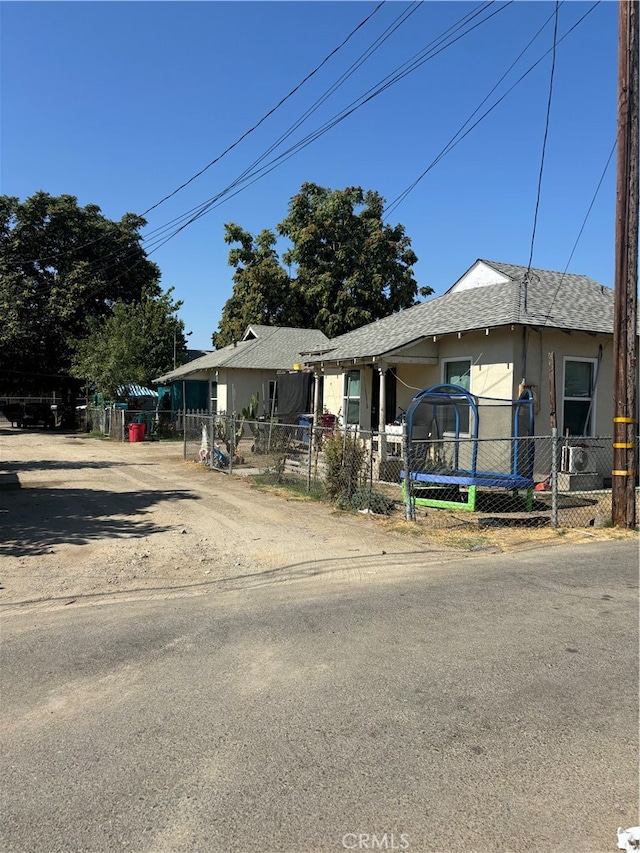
[562,445,594,474]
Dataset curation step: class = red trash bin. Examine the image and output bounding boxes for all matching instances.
[128,423,146,442]
[321,413,337,435]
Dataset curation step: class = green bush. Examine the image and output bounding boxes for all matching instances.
[336,487,395,516]
[323,430,367,502]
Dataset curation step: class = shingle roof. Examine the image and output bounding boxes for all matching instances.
[302,259,615,364]
[154,325,329,383]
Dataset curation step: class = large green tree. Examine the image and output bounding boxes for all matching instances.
[211,224,292,349]
[71,289,187,400]
[213,183,429,347]
[0,192,162,418]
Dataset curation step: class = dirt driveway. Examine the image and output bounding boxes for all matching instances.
[1,425,634,612]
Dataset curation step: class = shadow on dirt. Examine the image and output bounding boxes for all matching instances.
[0,487,199,558]
[1,460,133,474]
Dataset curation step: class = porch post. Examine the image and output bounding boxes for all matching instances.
[378,366,387,463]
[312,369,322,448]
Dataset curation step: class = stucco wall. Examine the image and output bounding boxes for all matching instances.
[522,329,613,436]
[319,370,343,421]
[316,326,618,441]
[176,368,281,416]
[225,368,280,416]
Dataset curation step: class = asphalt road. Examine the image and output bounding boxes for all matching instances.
[2,540,638,853]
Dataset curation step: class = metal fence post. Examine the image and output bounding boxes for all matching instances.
[208,415,214,470]
[368,429,374,513]
[182,383,187,460]
[403,420,415,521]
[551,427,558,527]
[229,414,235,475]
[306,426,313,493]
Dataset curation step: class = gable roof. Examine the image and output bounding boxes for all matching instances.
[302,259,615,365]
[154,325,329,383]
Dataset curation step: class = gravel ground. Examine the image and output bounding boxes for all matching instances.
[1,424,636,613]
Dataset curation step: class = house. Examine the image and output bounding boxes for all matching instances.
[301,259,633,479]
[154,324,330,420]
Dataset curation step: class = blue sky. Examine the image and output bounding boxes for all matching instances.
[2,1,619,351]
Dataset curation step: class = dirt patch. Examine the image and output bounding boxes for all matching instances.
[0,425,636,611]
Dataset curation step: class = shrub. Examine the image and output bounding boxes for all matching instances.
[336,487,395,516]
[323,430,367,502]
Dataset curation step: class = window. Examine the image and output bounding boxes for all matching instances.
[210,381,218,415]
[268,380,277,416]
[442,358,471,433]
[563,358,596,436]
[343,370,361,426]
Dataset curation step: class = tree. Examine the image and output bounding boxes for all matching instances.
[279,183,428,337]
[212,183,429,346]
[212,224,293,349]
[71,289,186,400]
[0,192,161,419]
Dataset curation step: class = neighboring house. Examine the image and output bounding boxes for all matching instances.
[185,348,212,362]
[154,324,330,420]
[301,259,635,476]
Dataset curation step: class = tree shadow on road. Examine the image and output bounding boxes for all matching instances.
[0,486,199,557]
[1,460,132,473]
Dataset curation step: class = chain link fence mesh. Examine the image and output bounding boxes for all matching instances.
[403,433,639,529]
[83,408,638,530]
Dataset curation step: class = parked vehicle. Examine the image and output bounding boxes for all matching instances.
[0,402,55,429]
[21,402,56,429]
[0,402,24,427]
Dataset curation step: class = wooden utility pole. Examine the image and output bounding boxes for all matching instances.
[612,0,639,528]
[548,352,557,431]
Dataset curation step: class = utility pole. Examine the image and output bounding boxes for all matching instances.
[612,0,639,528]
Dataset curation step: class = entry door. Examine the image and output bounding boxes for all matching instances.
[370,368,397,430]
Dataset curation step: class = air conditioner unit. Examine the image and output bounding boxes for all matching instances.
[562,445,594,474]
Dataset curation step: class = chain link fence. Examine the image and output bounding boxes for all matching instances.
[86,406,127,441]
[403,432,639,529]
[181,412,325,485]
[84,407,638,529]
[86,406,164,442]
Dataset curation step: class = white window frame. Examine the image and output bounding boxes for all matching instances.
[562,356,597,437]
[441,357,472,436]
[343,369,361,427]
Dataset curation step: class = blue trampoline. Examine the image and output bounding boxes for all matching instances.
[402,384,535,512]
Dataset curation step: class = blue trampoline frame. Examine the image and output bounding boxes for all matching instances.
[402,384,535,512]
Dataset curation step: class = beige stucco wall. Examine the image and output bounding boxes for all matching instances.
[221,368,281,416]
[521,328,614,437]
[314,326,618,439]
[178,367,281,416]
[392,330,518,418]
[320,370,343,420]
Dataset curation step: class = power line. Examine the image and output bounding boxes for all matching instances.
[384,2,600,217]
[219,2,425,202]
[524,0,560,306]
[3,1,599,297]
[4,2,389,270]
[129,1,429,250]
[539,138,616,326]
[16,0,505,286]
[133,1,513,259]
[140,0,389,218]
